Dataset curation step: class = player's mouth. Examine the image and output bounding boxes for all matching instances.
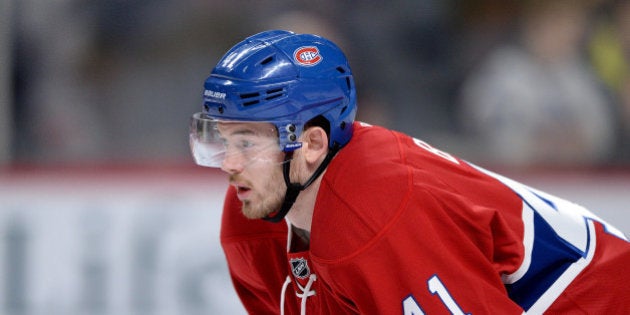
[230,176,254,200]
[235,184,252,200]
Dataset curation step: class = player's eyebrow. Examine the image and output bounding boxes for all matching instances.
[228,128,257,137]
[218,123,277,140]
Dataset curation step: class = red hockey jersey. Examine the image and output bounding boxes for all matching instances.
[220,122,630,314]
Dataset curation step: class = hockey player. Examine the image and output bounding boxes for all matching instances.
[189,30,630,314]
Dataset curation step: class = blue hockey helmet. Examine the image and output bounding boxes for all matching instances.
[192,30,356,167]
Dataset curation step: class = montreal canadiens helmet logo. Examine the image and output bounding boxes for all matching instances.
[294,46,322,66]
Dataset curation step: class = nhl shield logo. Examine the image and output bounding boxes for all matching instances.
[290,257,310,279]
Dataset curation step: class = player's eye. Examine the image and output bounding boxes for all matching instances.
[223,137,257,152]
[239,139,254,149]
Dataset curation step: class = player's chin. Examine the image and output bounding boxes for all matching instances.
[241,201,277,220]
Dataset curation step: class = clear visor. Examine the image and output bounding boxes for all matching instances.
[189,112,286,168]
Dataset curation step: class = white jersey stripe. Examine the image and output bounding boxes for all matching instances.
[502,201,535,285]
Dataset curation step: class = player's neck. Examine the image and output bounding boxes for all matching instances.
[288,224,311,252]
[285,171,323,233]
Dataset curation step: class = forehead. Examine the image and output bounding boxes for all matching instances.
[217,121,277,137]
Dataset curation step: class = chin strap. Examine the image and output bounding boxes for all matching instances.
[263,144,340,223]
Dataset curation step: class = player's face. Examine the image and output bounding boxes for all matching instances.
[217,122,287,219]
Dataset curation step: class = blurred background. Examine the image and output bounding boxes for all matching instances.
[1,0,629,314]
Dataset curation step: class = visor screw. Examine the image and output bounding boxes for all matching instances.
[289,133,297,142]
[287,124,296,132]
[340,121,346,129]
[218,106,224,114]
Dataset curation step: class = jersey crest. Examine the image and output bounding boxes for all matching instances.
[290,257,311,279]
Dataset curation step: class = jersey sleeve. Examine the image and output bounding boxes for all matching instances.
[310,125,527,314]
[313,185,526,314]
[220,186,290,315]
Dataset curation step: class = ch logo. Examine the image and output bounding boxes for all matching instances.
[294,46,322,66]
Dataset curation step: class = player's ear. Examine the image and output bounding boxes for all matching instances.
[302,126,328,165]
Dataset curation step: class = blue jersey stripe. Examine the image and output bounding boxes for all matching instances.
[506,211,585,310]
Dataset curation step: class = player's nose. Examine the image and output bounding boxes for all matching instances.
[220,152,245,175]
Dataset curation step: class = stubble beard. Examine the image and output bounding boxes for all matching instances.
[240,165,286,220]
